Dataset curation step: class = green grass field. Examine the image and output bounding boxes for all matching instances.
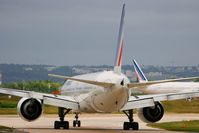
[0,125,13,132]
[148,120,199,132]
[162,98,199,113]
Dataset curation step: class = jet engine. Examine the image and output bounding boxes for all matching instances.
[17,98,43,121]
[138,102,164,123]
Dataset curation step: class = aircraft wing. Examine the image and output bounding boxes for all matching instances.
[121,91,199,111]
[127,77,199,88]
[48,74,115,88]
[0,88,79,110]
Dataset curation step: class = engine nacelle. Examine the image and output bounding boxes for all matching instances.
[138,102,164,123]
[17,98,43,122]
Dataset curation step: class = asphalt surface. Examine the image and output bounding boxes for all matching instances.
[0,113,198,133]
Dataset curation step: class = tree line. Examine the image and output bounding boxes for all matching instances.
[0,80,61,94]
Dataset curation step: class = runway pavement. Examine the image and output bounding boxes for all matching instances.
[0,113,198,133]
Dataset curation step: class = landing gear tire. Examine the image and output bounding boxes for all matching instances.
[73,120,76,127]
[54,121,59,129]
[132,122,139,130]
[54,121,69,129]
[123,122,139,130]
[123,110,139,130]
[78,120,81,127]
[73,120,81,127]
[123,122,130,130]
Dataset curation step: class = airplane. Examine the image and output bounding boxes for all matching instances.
[133,59,199,94]
[0,3,199,131]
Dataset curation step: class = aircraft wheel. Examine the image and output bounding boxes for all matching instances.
[123,122,139,130]
[78,120,81,127]
[54,121,69,129]
[73,120,81,127]
[73,120,76,127]
[131,122,139,130]
[123,122,130,130]
[63,121,69,129]
[54,121,60,129]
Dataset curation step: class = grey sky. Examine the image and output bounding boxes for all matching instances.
[0,0,199,66]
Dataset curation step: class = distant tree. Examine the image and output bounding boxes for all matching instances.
[0,81,61,94]
[195,78,199,82]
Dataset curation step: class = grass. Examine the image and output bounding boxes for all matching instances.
[0,125,13,132]
[148,120,199,132]
[162,98,199,113]
[0,125,11,129]
[43,105,58,114]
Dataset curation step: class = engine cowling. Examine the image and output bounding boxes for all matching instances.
[17,98,43,122]
[138,102,164,123]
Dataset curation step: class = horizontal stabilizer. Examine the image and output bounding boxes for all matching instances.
[49,74,198,90]
[48,74,115,88]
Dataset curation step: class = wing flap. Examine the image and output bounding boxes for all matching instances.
[43,96,78,110]
[121,91,199,111]
[121,98,155,111]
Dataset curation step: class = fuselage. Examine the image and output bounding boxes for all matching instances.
[60,70,199,113]
[60,70,130,113]
[142,82,199,94]
[130,81,199,96]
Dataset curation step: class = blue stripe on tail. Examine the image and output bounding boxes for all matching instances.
[133,60,148,82]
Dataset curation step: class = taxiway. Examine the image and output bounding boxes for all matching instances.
[0,113,198,133]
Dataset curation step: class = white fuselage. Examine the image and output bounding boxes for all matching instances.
[60,71,199,113]
[61,71,130,113]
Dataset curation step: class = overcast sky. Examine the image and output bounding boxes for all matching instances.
[0,0,199,66]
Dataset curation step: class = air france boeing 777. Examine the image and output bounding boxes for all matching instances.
[133,59,199,94]
[0,4,199,130]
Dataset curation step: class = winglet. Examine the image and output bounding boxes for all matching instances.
[133,59,148,82]
[114,4,125,74]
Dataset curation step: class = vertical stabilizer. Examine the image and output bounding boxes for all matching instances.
[114,4,125,74]
[133,59,148,82]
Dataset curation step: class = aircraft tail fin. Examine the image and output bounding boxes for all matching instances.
[114,4,125,74]
[133,59,148,82]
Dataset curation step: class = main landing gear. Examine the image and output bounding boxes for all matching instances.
[54,107,71,129]
[123,110,139,130]
[54,107,81,129]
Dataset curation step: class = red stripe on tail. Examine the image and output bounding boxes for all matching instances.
[117,39,124,66]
